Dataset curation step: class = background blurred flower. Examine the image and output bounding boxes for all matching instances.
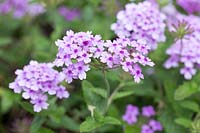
[58,6,80,21]
[111,1,166,50]
[164,15,200,80]
[9,61,69,112]
[0,0,45,18]
[176,0,200,14]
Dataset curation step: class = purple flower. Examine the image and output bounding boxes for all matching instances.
[9,61,69,112]
[56,86,70,99]
[101,38,154,83]
[55,30,154,83]
[74,61,90,80]
[164,14,200,80]
[31,94,49,112]
[180,67,196,80]
[27,3,45,17]
[142,106,156,118]
[122,104,139,125]
[149,119,163,131]
[111,1,166,50]
[54,30,104,83]
[58,6,80,21]
[176,0,200,14]
[0,0,45,18]
[141,124,154,133]
[141,120,163,133]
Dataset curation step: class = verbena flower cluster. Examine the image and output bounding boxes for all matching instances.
[123,104,162,133]
[164,14,200,80]
[176,0,200,14]
[0,0,45,18]
[58,6,80,21]
[54,30,154,83]
[111,1,166,49]
[9,61,69,112]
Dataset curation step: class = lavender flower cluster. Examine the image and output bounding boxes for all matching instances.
[0,0,45,18]
[54,30,154,83]
[176,0,200,14]
[58,6,80,21]
[164,14,200,80]
[9,61,69,112]
[123,104,163,133]
[111,1,166,49]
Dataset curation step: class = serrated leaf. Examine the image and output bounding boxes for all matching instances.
[180,100,199,112]
[80,117,103,132]
[113,90,134,100]
[30,116,46,133]
[175,82,199,100]
[103,116,121,125]
[175,118,192,128]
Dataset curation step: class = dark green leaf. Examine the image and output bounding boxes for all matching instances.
[30,116,46,133]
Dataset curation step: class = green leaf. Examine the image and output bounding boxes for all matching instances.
[103,116,121,125]
[0,37,12,47]
[61,116,79,132]
[30,116,46,133]
[175,81,199,100]
[175,118,192,128]
[36,127,54,133]
[180,100,199,112]
[158,108,188,133]
[91,88,107,98]
[80,117,102,132]
[0,88,20,113]
[20,101,35,114]
[113,90,134,100]
[82,80,106,113]
[125,125,140,133]
[191,119,200,133]
[94,110,104,122]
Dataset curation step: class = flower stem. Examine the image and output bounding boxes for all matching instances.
[107,83,124,107]
[103,69,110,99]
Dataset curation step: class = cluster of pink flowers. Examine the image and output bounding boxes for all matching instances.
[111,1,166,49]
[58,6,80,21]
[0,0,45,18]
[54,30,104,83]
[176,0,200,14]
[123,104,162,133]
[54,30,154,83]
[9,61,69,112]
[164,14,200,80]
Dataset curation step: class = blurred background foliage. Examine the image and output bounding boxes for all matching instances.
[0,0,200,133]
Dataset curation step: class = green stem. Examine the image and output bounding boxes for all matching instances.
[107,83,124,108]
[103,69,110,99]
